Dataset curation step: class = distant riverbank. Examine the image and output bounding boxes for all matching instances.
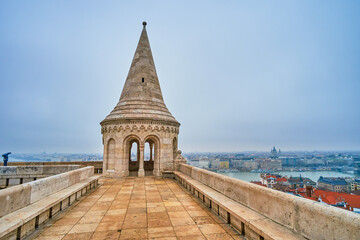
[6,157,102,163]
[218,170,356,182]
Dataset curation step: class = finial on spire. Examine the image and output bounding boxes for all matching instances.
[142,21,147,27]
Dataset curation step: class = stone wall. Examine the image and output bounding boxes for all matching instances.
[0,166,94,218]
[101,121,179,177]
[179,164,360,240]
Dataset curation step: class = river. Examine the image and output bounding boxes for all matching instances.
[218,170,356,182]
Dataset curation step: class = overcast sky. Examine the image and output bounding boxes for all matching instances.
[1,1,360,153]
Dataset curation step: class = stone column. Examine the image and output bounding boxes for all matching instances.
[137,146,140,168]
[138,145,145,177]
[129,144,132,161]
[153,145,160,177]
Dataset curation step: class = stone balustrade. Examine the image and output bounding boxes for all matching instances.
[178,163,360,240]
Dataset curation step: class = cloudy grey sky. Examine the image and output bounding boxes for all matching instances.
[1,1,359,153]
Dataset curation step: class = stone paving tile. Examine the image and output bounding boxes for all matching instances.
[106,209,127,216]
[96,221,123,231]
[147,202,164,207]
[174,225,202,237]
[167,211,190,218]
[192,216,217,225]
[35,235,65,240]
[90,202,111,211]
[148,211,168,219]
[99,214,124,223]
[41,225,73,236]
[77,201,96,207]
[68,223,99,234]
[63,232,93,240]
[165,205,186,212]
[62,211,86,219]
[34,176,243,240]
[127,207,147,214]
[188,210,209,217]
[148,226,176,238]
[198,224,227,235]
[83,210,107,217]
[152,237,177,240]
[122,213,147,229]
[77,215,103,224]
[52,217,80,226]
[148,217,172,228]
[91,230,120,240]
[120,228,148,239]
[71,205,92,212]
[204,232,235,240]
[177,235,206,240]
[169,216,196,226]
[147,206,166,212]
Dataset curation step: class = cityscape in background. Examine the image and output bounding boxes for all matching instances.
[184,147,360,213]
[8,148,360,177]
[7,147,360,182]
[1,1,359,238]
[5,147,360,213]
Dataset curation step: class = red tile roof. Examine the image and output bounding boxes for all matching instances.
[312,189,360,208]
[276,177,287,182]
[297,188,306,193]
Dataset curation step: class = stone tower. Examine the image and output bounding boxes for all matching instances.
[100,22,181,178]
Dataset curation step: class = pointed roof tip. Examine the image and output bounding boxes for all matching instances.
[101,20,180,126]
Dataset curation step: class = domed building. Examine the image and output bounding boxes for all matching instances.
[100,22,182,177]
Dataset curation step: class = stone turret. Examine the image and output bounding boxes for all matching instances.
[100,22,180,177]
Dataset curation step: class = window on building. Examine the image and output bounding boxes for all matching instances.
[142,78,144,83]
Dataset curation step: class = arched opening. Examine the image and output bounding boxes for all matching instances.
[144,135,160,176]
[144,142,152,161]
[144,140,154,175]
[107,138,116,170]
[128,139,140,176]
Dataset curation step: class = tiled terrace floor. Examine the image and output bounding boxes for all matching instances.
[34,177,244,240]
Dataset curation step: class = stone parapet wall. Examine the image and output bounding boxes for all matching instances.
[0,165,83,187]
[0,166,94,218]
[0,161,103,173]
[0,165,80,176]
[179,164,360,240]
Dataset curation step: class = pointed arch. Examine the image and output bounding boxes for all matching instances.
[106,138,116,170]
[123,135,142,176]
[144,134,161,176]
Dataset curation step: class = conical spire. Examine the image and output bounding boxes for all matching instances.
[102,22,179,126]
